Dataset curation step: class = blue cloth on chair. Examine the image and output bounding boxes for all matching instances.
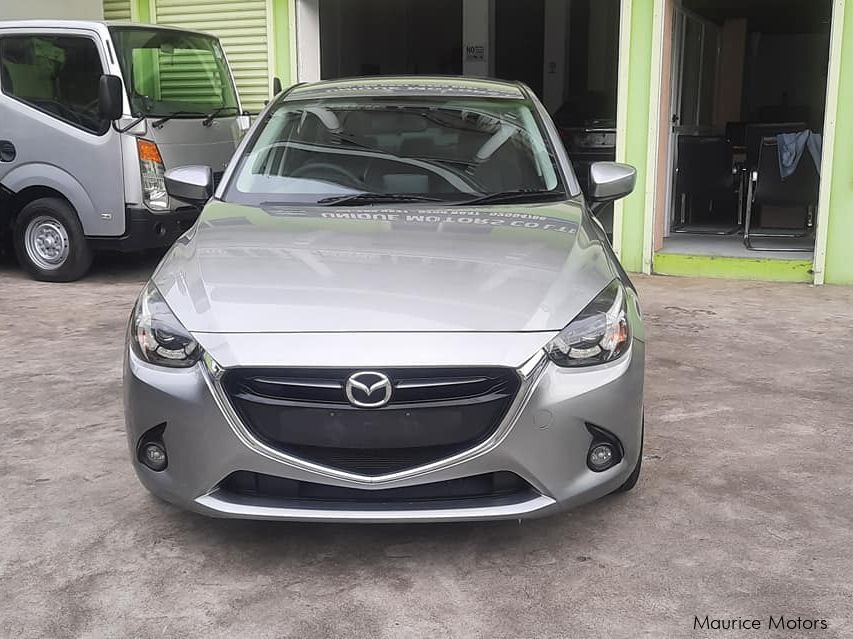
[777,130,823,179]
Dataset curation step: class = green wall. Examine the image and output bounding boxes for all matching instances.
[271,0,294,87]
[618,0,654,273]
[823,2,853,285]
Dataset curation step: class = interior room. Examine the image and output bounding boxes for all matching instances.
[657,0,832,260]
[319,0,464,78]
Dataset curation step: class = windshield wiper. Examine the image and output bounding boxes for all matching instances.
[456,189,566,206]
[203,106,240,126]
[151,111,205,128]
[317,193,445,206]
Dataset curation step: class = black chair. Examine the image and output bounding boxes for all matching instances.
[744,123,807,171]
[674,136,739,234]
[744,137,819,251]
[725,122,748,148]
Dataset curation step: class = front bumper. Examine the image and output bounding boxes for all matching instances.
[88,206,200,253]
[123,340,645,523]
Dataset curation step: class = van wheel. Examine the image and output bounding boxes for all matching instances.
[13,198,92,282]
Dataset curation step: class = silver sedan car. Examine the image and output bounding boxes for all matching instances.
[123,77,645,522]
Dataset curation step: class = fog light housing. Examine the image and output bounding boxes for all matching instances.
[588,444,616,472]
[137,423,168,472]
[585,423,624,472]
[141,442,167,471]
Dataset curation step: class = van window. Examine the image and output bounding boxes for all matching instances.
[0,35,106,134]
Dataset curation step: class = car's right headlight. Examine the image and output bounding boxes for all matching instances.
[130,282,200,368]
[545,280,630,367]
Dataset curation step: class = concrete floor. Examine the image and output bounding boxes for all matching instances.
[1,253,852,638]
[660,233,815,260]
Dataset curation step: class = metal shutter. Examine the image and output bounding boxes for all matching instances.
[103,0,132,21]
[153,0,271,113]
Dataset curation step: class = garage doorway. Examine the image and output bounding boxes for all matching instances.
[654,0,832,271]
[297,0,620,230]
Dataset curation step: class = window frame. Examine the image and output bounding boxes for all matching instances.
[0,29,112,137]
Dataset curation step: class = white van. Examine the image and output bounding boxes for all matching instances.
[0,21,251,281]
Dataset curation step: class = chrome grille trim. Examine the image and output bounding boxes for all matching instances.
[202,352,550,485]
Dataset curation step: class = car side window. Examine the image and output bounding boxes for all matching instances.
[0,34,106,135]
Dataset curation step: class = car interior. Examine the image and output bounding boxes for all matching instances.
[241,103,559,200]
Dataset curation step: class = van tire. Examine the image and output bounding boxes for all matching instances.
[13,198,93,282]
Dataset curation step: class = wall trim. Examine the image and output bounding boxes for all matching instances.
[813,0,845,285]
[642,0,666,275]
[654,253,814,283]
[613,0,634,259]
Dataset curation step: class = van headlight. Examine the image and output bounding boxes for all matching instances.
[545,280,630,367]
[137,139,169,211]
[130,282,200,368]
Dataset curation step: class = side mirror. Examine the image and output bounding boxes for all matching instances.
[272,76,283,96]
[98,74,124,121]
[588,162,637,213]
[164,165,213,205]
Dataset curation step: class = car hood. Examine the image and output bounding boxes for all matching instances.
[152,200,619,334]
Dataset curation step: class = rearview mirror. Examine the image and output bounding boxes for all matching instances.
[164,166,213,205]
[98,74,124,121]
[272,76,283,96]
[588,162,637,212]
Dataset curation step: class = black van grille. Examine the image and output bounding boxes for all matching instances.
[221,367,521,476]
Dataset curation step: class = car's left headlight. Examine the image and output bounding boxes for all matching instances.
[130,282,200,368]
[545,280,630,367]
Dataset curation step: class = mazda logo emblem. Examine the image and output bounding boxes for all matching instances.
[345,371,393,408]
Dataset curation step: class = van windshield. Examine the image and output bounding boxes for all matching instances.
[109,27,238,118]
[224,96,565,206]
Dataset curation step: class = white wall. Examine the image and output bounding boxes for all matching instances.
[0,0,103,20]
[542,0,569,112]
[462,0,494,77]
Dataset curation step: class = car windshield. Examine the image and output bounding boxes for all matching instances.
[224,96,565,206]
[109,27,238,118]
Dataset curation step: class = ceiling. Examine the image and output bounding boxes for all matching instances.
[683,0,833,33]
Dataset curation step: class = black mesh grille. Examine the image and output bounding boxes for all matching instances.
[221,367,521,475]
[220,471,534,505]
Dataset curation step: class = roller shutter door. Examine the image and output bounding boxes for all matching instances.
[103,0,132,21]
[152,0,272,112]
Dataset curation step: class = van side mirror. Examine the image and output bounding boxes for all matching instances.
[272,77,283,96]
[98,74,124,121]
[165,166,213,205]
[588,162,637,214]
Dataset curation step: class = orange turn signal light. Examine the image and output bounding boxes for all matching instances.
[137,139,163,164]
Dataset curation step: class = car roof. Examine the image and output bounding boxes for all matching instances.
[0,19,215,38]
[285,76,529,102]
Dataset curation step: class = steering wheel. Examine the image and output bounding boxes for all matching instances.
[290,162,365,189]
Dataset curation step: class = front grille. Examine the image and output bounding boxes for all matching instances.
[219,471,535,506]
[221,367,521,475]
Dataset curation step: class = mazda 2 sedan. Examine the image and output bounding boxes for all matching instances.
[123,77,645,522]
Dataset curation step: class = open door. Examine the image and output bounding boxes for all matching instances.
[664,6,720,235]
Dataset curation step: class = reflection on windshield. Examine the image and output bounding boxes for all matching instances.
[226,97,566,206]
[109,27,238,118]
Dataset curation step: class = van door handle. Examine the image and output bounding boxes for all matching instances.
[0,140,15,162]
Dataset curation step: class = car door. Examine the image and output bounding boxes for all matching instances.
[0,27,125,237]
